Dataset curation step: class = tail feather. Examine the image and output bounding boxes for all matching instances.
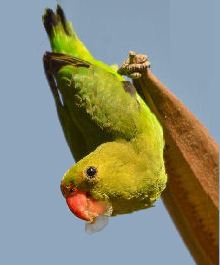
[43,5,124,80]
[43,5,72,37]
[56,5,71,35]
[42,5,93,60]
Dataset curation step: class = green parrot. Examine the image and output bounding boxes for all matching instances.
[43,5,167,232]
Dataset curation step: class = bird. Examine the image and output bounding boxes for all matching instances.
[43,5,167,232]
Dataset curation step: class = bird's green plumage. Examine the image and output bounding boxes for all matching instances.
[43,6,167,218]
[43,6,123,81]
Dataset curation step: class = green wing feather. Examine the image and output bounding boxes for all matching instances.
[43,6,163,162]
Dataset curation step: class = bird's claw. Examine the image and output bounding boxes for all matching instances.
[118,51,150,79]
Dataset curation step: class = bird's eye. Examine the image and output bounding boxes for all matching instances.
[86,166,97,179]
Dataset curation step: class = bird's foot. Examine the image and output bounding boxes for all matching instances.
[118,51,150,79]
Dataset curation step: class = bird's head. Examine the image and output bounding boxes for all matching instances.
[60,141,167,223]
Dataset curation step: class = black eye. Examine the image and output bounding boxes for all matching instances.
[86,166,97,178]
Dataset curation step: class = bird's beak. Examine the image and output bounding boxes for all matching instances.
[60,182,109,222]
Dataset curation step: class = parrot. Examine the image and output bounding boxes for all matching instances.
[43,5,167,232]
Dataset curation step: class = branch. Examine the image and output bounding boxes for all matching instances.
[119,52,219,265]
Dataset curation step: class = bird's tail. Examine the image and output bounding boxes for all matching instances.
[43,5,94,61]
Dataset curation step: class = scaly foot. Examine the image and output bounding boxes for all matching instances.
[118,51,150,79]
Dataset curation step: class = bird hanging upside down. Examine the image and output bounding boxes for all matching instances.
[43,5,167,233]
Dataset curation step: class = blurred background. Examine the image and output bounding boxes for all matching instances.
[0,1,218,264]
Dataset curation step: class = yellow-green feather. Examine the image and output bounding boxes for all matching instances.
[44,6,167,216]
[46,10,123,80]
[57,64,167,215]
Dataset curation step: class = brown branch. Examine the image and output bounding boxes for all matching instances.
[133,70,219,265]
